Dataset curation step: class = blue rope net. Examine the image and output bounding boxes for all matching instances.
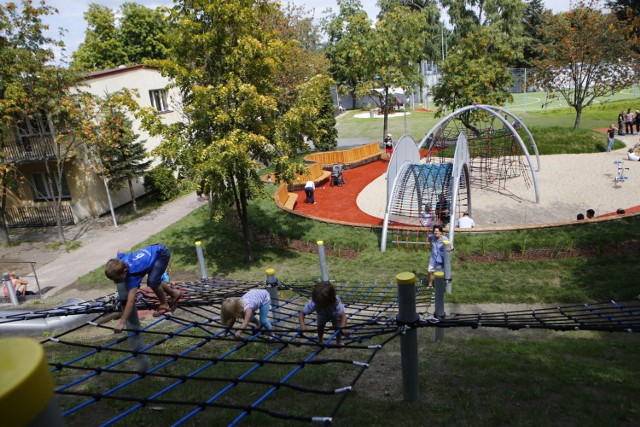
[2,279,638,425]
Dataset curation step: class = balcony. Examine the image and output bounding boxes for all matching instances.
[4,134,57,163]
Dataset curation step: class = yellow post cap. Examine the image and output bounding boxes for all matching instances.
[0,338,55,426]
[396,272,416,285]
[434,271,445,278]
[195,241,201,246]
[317,240,324,245]
[265,268,276,275]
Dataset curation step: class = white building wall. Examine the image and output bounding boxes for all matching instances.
[80,66,182,216]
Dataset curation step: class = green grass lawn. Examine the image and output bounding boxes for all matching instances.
[337,97,633,153]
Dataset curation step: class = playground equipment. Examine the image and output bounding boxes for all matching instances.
[1,279,637,426]
[614,160,629,183]
[381,104,540,251]
[1,240,638,425]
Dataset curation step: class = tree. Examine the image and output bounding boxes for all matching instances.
[0,0,84,244]
[276,74,338,152]
[265,3,329,113]
[605,0,640,53]
[71,3,170,72]
[71,4,127,71]
[439,0,526,57]
[118,3,170,65]
[519,0,550,68]
[533,0,639,128]
[357,7,427,139]
[432,26,515,119]
[322,0,374,105]
[92,91,151,213]
[377,0,441,62]
[142,0,308,264]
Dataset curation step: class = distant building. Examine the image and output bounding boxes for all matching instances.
[3,65,180,227]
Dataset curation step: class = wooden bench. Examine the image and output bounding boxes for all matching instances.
[304,142,382,170]
[289,162,331,191]
[283,192,298,209]
[275,183,298,210]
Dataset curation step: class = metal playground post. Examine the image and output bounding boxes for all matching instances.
[396,272,419,402]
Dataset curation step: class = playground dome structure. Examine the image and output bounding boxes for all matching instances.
[381,104,541,252]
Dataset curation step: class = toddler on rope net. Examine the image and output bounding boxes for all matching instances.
[298,281,347,350]
[221,289,273,339]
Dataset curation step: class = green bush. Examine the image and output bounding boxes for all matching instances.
[143,165,180,201]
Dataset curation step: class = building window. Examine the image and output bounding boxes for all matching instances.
[149,89,170,112]
[31,173,71,201]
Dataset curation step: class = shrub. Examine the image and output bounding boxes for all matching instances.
[144,165,180,201]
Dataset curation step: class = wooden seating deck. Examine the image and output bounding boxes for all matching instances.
[304,142,382,170]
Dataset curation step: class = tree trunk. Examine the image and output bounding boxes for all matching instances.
[230,174,253,264]
[239,196,252,264]
[128,179,137,212]
[382,86,389,141]
[573,107,582,129]
[0,216,9,247]
[0,181,11,246]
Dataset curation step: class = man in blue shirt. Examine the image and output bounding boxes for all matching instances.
[105,244,181,332]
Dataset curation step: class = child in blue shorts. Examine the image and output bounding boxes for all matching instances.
[105,244,181,333]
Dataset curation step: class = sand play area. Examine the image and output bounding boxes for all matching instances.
[357,133,640,228]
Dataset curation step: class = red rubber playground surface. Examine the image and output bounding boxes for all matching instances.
[290,160,386,226]
[287,158,640,227]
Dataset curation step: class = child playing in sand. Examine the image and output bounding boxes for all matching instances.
[105,244,181,333]
[221,289,273,339]
[427,225,454,287]
[298,282,347,349]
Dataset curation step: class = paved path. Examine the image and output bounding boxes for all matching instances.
[39,193,202,298]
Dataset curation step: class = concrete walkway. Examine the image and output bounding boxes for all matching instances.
[39,193,203,298]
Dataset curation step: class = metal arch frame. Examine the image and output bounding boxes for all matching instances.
[417,104,541,203]
[447,133,472,246]
[380,161,412,252]
[380,138,470,251]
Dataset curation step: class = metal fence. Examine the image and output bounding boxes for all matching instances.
[4,205,74,227]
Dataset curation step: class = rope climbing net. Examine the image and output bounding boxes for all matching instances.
[424,106,537,200]
[2,279,637,426]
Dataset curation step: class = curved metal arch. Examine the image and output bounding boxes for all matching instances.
[380,161,413,252]
[417,104,540,203]
[483,105,541,172]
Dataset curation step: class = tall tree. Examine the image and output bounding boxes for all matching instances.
[534,0,639,128]
[377,0,441,61]
[71,3,170,72]
[519,0,550,68]
[0,0,83,244]
[605,0,640,53]
[118,3,170,65]
[71,4,127,71]
[142,0,307,264]
[439,0,526,58]
[276,74,338,152]
[357,6,427,139]
[266,3,329,113]
[322,0,373,105]
[92,91,151,213]
[432,26,515,119]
